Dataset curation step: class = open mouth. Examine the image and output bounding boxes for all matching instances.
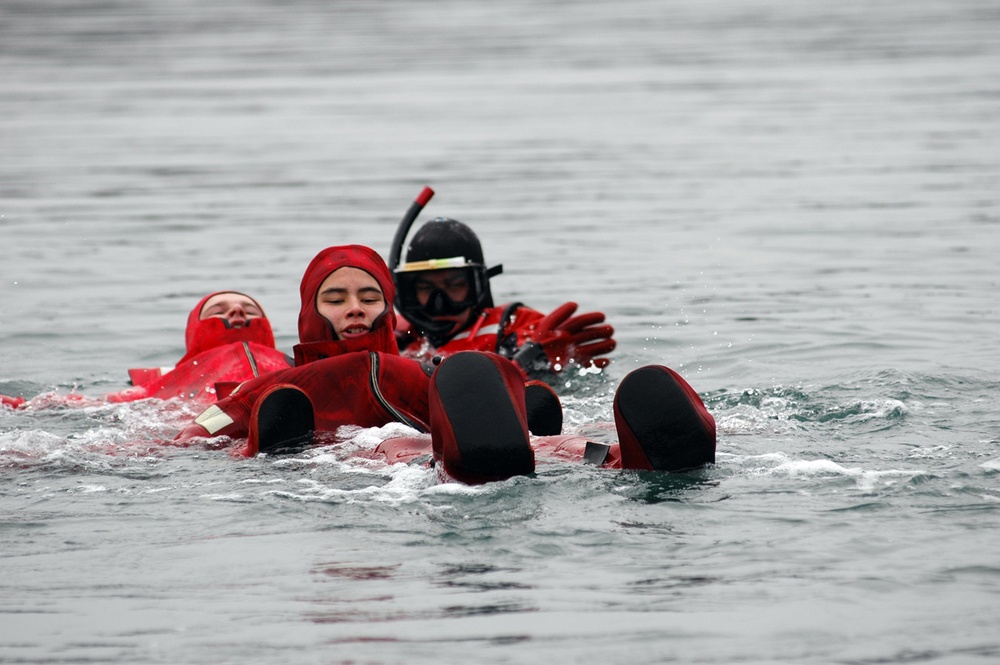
[341,325,370,338]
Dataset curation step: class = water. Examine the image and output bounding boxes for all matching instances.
[2,0,999,662]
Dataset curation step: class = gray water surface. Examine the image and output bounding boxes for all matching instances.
[2,1,999,663]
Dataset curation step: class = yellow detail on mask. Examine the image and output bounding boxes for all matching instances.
[399,256,467,272]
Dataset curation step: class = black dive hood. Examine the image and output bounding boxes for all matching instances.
[389,188,502,345]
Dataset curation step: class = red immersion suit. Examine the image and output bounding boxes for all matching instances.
[175,246,431,451]
[397,304,546,366]
[108,291,292,404]
[176,247,715,480]
[1,291,292,408]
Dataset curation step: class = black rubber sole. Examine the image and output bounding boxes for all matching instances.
[525,382,563,436]
[255,387,315,455]
[434,353,533,479]
[615,367,713,472]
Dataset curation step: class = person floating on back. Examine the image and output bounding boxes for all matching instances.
[1,290,292,408]
[114,290,292,403]
[174,243,715,484]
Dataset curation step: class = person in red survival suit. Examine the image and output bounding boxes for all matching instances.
[174,246,714,484]
[375,355,717,476]
[174,246,436,453]
[0,291,292,409]
[379,213,715,476]
[392,218,617,377]
[174,244,543,484]
[108,291,293,403]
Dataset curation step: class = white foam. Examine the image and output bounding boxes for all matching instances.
[722,451,922,492]
[0,429,66,456]
[339,422,423,451]
[72,484,108,494]
[980,459,1000,473]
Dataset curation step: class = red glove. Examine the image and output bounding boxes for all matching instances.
[512,302,616,372]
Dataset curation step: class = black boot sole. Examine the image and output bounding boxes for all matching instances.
[615,367,714,472]
[525,382,563,436]
[255,387,315,455]
[434,353,533,479]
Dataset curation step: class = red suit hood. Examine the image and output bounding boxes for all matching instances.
[178,291,276,364]
[293,245,399,366]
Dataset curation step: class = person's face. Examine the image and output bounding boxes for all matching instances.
[200,293,264,329]
[315,267,386,339]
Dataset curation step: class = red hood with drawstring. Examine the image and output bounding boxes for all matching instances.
[178,291,277,364]
[107,291,290,404]
[293,245,400,366]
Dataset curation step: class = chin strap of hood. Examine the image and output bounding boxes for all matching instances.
[293,245,400,366]
[178,291,276,364]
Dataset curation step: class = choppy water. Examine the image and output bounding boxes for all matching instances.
[2,0,999,663]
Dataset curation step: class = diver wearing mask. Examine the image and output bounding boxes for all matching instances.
[392,218,616,376]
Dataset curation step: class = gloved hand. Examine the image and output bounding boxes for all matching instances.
[511,302,616,372]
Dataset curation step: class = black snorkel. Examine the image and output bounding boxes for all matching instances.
[389,186,435,271]
[390,186,459,344]
[390,187,504,346]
